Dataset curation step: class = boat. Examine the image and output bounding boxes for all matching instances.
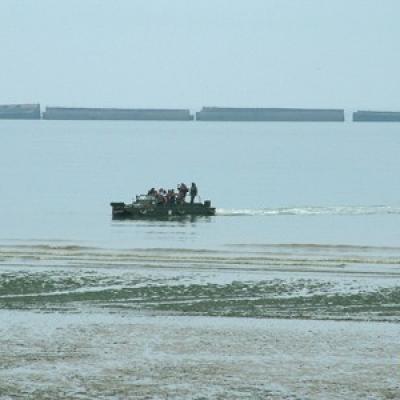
[110,194,216,219]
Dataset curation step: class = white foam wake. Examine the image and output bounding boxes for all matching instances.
[216,205,400,217]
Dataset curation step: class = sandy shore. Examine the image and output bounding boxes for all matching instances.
[0,311,399,399]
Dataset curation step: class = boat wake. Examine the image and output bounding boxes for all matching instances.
[216,205,400,217]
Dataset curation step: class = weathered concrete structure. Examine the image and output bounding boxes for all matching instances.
[0,104,40,119]
[196,107,345,121]
[42,107,193,121]
[353,110,400,122]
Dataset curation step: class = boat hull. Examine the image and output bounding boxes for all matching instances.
[111,201,216,220]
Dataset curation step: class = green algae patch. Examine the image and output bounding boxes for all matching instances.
[1,270,399,321]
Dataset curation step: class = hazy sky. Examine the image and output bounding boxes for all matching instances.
[0,0,399,109]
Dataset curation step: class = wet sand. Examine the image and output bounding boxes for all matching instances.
[0,312,399,399]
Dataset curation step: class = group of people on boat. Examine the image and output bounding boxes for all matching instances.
[147,182,198,205]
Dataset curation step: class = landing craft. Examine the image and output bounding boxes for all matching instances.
[110,194,216,220]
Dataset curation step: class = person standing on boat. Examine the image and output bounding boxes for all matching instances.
[177,183,188,203]
[190,182,198,204]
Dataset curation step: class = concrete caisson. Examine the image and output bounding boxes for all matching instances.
[196,107,345,122]
[353,110,400,122]
[0,104,40,119]
[42,107,194,121]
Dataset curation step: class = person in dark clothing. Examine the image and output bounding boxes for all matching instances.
[190,182,198,204]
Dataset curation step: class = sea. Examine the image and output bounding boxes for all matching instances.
[1,121,399,399]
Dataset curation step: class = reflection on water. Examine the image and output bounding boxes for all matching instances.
[112,214,213,226]
[111,215,214,244]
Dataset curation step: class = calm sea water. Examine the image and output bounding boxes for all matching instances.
[1,120,399,249]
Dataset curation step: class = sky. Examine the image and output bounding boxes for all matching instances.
[0,0,399,110]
